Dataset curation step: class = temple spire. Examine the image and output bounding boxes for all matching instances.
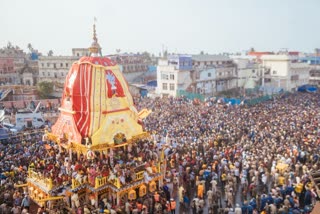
[89,18,102,56]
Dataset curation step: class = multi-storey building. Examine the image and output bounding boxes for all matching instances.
[192,54,237,95]
[0,58,14,83]
[108,53,151,83]
[232,57,261,90]
[38,56,79,84]
[72,48,89,57]
[0,45,29,84]
[302,56,320,86]
[156,55,192,97]
[261,54,310,91]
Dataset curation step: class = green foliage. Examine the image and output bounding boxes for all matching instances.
[37,81,54,98]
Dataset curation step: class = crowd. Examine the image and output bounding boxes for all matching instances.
[0,91,319,213]
[134,92,320,213]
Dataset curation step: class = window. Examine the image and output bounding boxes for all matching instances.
[41,63,44,67]
[162,83,168,90]
[61,72,64,76]
[60,63,63,67]
[66,63,69,67]
[42,72,45,76]
[48,72,50,76]
[161,74,169,80]
[77,53,80,57]
[252,69,255,73]
[169,83,175,91]
[273,70,277,74]
[219,72,222,76]
[53,63,56,69]
[170,74,175,80]
[47,63,50,67]
[208,73,211,77]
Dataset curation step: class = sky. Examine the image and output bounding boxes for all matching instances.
[1,0,319,56]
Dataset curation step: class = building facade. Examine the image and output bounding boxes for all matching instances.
[195,68,217,96]
[0,58,14,84]
[192,55,237,95]
[302,56,320,86]
[108,53,152,83]
[156,55,192,97]
[261,54,310,91]
[232,57,261,90]
[0,45,29,84]
[72,48,89,57]
[38,56,79,84]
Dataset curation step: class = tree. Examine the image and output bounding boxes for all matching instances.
[37,81,54,98]
[200,50,204,55]
[47,50,53,56]
[249,47,255,52]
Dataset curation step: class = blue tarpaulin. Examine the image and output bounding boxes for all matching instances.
[223,98,241,105]
[297,85,318,93]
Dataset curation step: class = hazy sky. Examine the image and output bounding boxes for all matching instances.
[1,0,319,56]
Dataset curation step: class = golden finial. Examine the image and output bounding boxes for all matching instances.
[89,17,102,56]
[93,24,97,41]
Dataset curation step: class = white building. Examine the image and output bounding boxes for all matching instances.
[38,56,79,84]
[232,57,261,90]
[261,54,310,92]
[156,55,192,97]
[195,68,217,95]
[72,48,89,57]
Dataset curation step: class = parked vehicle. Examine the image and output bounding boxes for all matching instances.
[15,102,45,130]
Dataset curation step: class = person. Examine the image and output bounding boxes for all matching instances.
[21,194,30,211]
[170,198,176,214]
[84,205,91,214]
[0,203,9,214]
[11,204,21,214]
[125,201,132,214]
[37,206,46,214]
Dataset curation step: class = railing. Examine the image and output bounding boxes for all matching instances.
[28,168,53,190]
[136,171,144,181]
[94,166,161,189]
[29,162,164,191]
[38,196,64,202]
[95,176,117,189]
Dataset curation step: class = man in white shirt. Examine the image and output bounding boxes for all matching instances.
[210,178,217,193]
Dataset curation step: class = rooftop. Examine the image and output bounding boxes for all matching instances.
[192,54,231,62]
